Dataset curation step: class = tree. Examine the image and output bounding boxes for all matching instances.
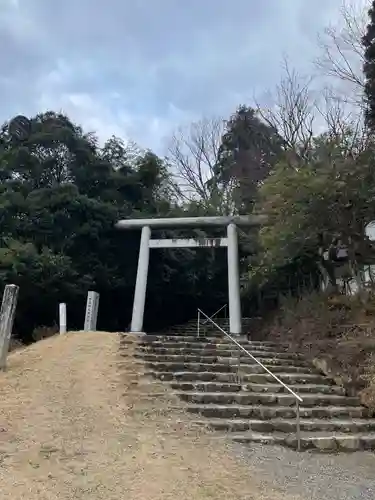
[316,0,366,105]
[256,61,315,162]
[255,130,375,292]
[363,0,375,129]
[0,240,80,339]
[167,117,235,214]
[0,112,97,190]
[214,106,284,211]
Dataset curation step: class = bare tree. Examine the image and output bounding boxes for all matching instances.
[315,89,370,159]
[168,117,222,200]
[256,53,368,167]
[256,59,316,161]
[315,0,367,105]
[167,117,237,213]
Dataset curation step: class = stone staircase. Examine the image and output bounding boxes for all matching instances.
[160,317,256,336]
[125,319,375,452]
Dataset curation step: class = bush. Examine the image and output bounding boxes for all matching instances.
[32,325,59,342]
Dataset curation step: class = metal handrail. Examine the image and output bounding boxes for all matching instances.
[197,308,303,451]
[202,304,227,325]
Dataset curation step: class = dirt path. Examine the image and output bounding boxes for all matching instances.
[0,332,303,500]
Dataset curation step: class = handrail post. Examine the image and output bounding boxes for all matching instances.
[236,348,241,383]
[197,309,200,338]
[296,400,301,451]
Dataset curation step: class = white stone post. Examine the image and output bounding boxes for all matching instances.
[0,284,19,370]
[92,293,99,330]
[84,291,100,331]
[59,303,67,334]
[227,223,242,334]
[130,225,151,333]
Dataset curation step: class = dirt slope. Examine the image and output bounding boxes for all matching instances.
[261,293,375,409]
[0,332,301,500]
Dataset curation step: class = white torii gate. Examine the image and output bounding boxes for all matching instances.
[115,215,265,335]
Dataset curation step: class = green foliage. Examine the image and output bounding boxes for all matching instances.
[0,112,229,341]
[252,129,375,296]
[0,240,79,335]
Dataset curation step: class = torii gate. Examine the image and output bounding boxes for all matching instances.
[115,215,265,335]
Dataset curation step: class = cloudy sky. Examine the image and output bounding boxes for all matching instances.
[0,0,368,153]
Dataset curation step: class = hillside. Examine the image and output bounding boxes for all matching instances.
[0,332,300,500]
[261,292,375,410]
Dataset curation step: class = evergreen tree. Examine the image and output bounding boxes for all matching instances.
[363,0,375,129]
[213,106,283,211]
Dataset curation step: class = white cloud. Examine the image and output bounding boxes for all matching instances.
[0,0,368,153]
[31,59,197,151]
[37,88,131,144]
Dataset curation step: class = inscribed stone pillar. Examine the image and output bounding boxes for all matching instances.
[84,291,100,331]
[0,284,19,370]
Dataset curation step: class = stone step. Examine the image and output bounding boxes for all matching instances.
[135,342,284,353]
[146,361,317,375]
[174,324,229,329]
[132,336,283,347]
[179,319,230,325]
[175,330,232,334]
[137,353,307,367]
[229,431,375,451]
[192,417,375,434]
[127,335,282,346]
[175,333,228,338]
[169,381,242,392]
[177,321,230,326]
[168,381,346,395]
[242,383,346,395]
[139,346,303,360]
[147,335,229,342]
[173,325,223,329]
[173,330,231,335]
[120,334,223,343]
[172,323,230,329]
[176,391,360,407]
[183,403,369,420]
[147,370,332,385]
[168,322,228,327]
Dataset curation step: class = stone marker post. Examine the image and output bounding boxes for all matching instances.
[59,303,67,334]
[0,284,19,370]
[84,291,100,331]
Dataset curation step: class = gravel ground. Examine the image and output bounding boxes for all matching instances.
[232,442,375,500]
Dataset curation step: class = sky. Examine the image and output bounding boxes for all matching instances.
[0,0,368,154]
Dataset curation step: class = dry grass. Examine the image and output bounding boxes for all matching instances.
[0,332,302,500]
[263,292,375,409]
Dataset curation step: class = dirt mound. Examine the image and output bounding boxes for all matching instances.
[0,332,300,500]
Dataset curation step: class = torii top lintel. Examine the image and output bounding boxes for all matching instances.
[115,215,266,230]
